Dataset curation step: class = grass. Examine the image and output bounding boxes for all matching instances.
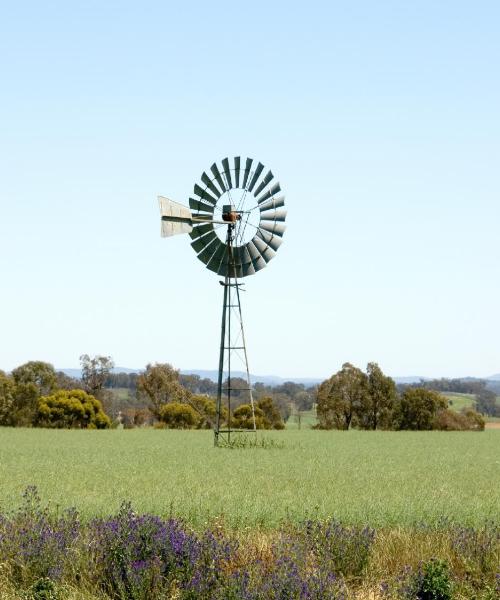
[0,428,499,529]
[285,408,317,429]
[444,392,476,412]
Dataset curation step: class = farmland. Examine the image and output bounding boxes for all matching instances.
[0,427,498,529]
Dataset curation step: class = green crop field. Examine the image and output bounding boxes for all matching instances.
[1,428,499,529]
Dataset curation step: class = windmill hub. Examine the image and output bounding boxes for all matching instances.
[222,205,241,223]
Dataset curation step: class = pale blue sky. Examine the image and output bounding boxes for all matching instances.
[1,1,499,378]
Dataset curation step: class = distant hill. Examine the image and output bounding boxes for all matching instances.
[179,369,323,386]
[57,368,500,386]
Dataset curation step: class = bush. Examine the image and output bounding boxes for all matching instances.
[35,389,111,429]
[394,389,448,430]
[410,559,453,600]
[231,404,265,429]
[433,409,485,431]
[158,402,199,429]
[0,370,15,426]
[257,397,285,429]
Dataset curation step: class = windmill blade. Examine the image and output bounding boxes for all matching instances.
[253,170,273,198]
[196,234,220,264]
[234,156,241,187]
[247,162,264,192]
[256,182,281,205]
[242,157,253,189]
[258,195,285,212]
[253,235,276,262]
[238,244,252,265]
[201,172,222,198]
[189,223,213,240]
[259,220,286,238]
[246,240,267,271]
[189,197,215,214]
[242,262,256,276]
[191,230,218,253]
[210,162,227,194]
[205,241,227,273]
[260,208,287,222]
[222,157,233,189]
[158,196,193,237]
[193,184,218,206]
[257,228,283,251]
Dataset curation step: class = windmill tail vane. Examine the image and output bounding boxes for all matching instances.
[158,156,286,445]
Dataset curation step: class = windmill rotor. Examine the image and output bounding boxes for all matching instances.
[160,156,286,278]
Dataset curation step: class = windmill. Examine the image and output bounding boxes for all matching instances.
[159,156,286,444]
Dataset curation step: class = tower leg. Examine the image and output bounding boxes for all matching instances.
[215,278,228,446]
[214,225,256,446]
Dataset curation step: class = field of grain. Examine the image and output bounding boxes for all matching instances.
[0,428,498,529]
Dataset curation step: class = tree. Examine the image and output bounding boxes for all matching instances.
[232,404,265,429]
[257,397,285,429]
[80,354,114,396]
[158,402,199,429]
[394,388,447,430]
[475,389,500,417]
[137,363,188,418]
[188,395,220,429]
[0,370,15,426]
[56,371,84,391]
[357,363,397,430]
[35,389,111,429]
[316,363,368,429]
[11,361,57,396]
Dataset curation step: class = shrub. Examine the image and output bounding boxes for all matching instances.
[394,389,448,430]
[158,402,199,428]
[90,502,202,600]
[35,389,111,429]
[297,519,375,578]
[433,409,485,431]
[0,370,15,426]
[231,404,266,429]
[0,486,80,587]
[411,559,453,600]
[257,397,285,429]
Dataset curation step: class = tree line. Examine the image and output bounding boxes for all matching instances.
[316,363,487,431]
[1,357,496,431]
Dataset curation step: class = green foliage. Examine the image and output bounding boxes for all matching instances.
[36,390,111,429]
[188,395,222,429]
[410,559,453,600]
[433,408,485,431]
[0,370,16,426]
[232,404,265,429]
[11,382,40,427]
[136,363,188,417]
[359,362,397,430]
[256,397,285,429]
[26,577,59,600]
[158,402,198,429]
[395,389,448,430]
[80,354,114,396]
[316,362,368,429]
[8,362,58,426]
[11,362,57,396]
